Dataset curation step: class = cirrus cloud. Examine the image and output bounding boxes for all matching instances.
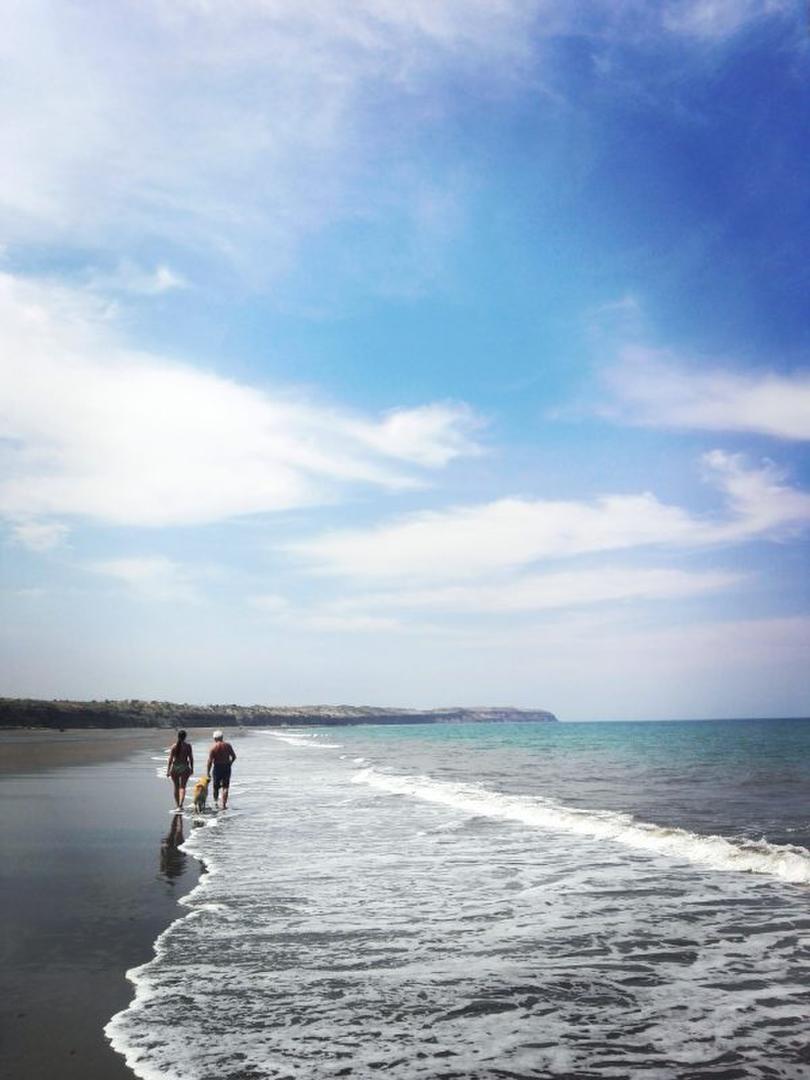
[0,0,533,279]
[0,0,792,286]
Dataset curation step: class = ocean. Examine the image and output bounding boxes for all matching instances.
[106,718,810,1079]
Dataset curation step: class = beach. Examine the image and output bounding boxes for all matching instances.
[0,728,213,1080]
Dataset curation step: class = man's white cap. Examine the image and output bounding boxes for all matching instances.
[213,730,224,740]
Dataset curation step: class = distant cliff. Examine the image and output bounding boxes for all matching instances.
[0,698,558,730]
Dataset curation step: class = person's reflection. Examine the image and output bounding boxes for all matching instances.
[160,812,187,884]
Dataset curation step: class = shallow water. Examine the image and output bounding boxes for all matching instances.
[107,719,810,1079]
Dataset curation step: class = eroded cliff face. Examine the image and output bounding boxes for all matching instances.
[0,698,558,729]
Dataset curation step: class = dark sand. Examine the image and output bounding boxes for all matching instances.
[0,728,225,1080]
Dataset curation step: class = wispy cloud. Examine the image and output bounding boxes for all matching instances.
[1,1,791,286]
[253,566,741,635]
[703,450,810,539]
[8,520,70,552]
[0,271,481,532]
[86,261,188,296]
[293,612,403,634]
[660,0,791,39]
[288,452,810,583]
[605,348,810,440]
[0,0,532,281]
[248,593,292,615]
[333,566,743,615]
[89,556,202,603]
[248,592,403,634]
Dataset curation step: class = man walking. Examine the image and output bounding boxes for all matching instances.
[207,730,237,809]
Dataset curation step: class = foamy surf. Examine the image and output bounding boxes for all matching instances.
[266,731,343,749]
[105,811,220,1080]
[105,727,810,1080]
[353,768,810,885]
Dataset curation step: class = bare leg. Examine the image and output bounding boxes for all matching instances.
[221,782,229,810]
[177,776,188,810]
[171,775,181,808]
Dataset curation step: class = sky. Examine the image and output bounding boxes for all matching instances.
[2,0,809,720]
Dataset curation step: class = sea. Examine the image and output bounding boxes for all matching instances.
[106,718,810,1080]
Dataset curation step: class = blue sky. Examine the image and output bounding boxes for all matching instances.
[2,1,809,719]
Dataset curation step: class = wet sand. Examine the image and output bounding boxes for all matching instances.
[0,728,225,1080]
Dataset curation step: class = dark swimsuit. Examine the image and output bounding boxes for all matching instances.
[211,743,233,793]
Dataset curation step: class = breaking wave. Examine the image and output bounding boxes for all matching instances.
[353,768,810,885]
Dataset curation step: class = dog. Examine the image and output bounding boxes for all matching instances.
[192,775,210,813]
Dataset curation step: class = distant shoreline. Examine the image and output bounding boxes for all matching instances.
[0,697,558,730]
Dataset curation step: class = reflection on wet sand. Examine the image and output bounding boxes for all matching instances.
[159,814,187,884]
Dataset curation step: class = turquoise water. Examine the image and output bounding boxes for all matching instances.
[108,719,810,1080]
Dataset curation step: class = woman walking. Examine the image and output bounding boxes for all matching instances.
[166,729,194,812]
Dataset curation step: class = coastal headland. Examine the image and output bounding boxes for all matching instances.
[0,697,558,730]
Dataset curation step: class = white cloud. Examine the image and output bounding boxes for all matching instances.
[0,271,481,530]
[251,564,741,634]
[248,592,402,633]
[346,404,483,468]
[86,261,188,296]
[290,496,692,582]
[1,1,788,284]
[9,520,70,552]
[0,0,532,278]
[248,593,291,614]
[89,556,202,603]
[336,566,742,615]
[14,586,47,599]
[289,452,810,583]
[296,613,402,633]
[703,450,810,540]
[661,0,791,39]
[606,349,810,440]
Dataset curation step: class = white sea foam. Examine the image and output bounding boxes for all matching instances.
[353,768,810,885]
[106,727,810,1080]
[265,731,343,749]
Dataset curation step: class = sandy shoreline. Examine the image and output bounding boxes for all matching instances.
[0,728,232,1080]
[0,726,225,773]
